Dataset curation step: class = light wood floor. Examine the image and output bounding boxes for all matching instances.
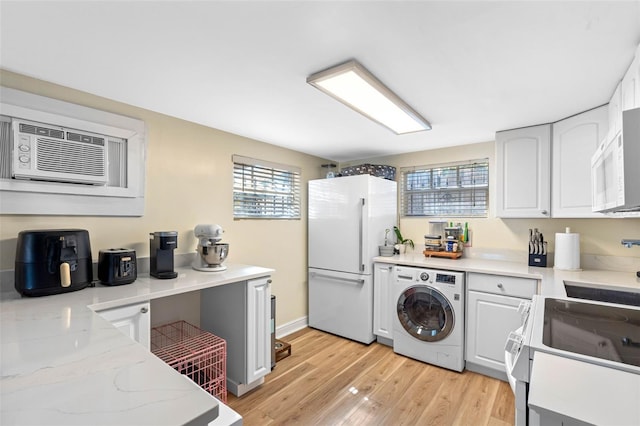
[227,328,515,426]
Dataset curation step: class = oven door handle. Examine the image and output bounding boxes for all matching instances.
[504,325,524,395]
[504,349,517,394]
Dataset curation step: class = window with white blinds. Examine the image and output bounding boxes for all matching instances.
[401,159,489,217]
[233,155,301,219]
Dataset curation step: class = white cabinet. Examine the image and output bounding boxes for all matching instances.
[373,262,394,340]
[246,277,271,384]
[465,273,536,379]
[621,50,640,111]
[609,83,623,136]
[495,124,551,218]
[200,276,272,397]
[96,301,151,350]
[551,105,608,218]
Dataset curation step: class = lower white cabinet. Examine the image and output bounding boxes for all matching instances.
[465,273,536,379]
[373,262,394,340]
[246,277,271,384]
[96,301,151,350]
[200,276,272,397]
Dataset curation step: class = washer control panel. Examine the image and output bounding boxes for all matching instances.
[394,265,464,290]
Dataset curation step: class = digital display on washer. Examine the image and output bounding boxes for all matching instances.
[436,273,456,284]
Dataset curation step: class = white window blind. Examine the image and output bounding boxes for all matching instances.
[233,155,301,219]
[401,159,489,217]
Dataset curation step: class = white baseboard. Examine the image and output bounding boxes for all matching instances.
[276,316,308,338]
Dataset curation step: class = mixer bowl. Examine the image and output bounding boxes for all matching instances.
[198,243,229,265]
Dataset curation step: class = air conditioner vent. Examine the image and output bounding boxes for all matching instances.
[36,138,105,177]
[19,123,64,139]
[67,131,105,146]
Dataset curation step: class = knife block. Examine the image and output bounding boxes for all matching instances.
[528,253,547,267]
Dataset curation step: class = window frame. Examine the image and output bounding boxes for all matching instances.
[400,159,489,218]
[232,155,301,220]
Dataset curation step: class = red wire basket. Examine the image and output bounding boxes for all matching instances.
[151,320,227,403]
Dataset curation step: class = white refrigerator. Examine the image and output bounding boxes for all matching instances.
[308,174,397,344]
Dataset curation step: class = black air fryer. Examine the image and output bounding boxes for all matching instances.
[15,229,93,297]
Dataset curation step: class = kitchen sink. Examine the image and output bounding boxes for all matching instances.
[564,281,640,307]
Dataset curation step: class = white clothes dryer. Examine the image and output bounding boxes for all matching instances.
[392,265,465,372]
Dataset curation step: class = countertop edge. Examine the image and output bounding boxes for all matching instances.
[1,263,273,426]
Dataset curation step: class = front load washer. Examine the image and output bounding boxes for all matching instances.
[392,265,465,372]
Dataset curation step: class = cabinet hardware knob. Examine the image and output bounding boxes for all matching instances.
[541,210,548,215]
[267,279,272,284]
[140,306,149,314]
[497,283,504,289]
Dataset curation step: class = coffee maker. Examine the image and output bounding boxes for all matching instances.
[149,231,178,279]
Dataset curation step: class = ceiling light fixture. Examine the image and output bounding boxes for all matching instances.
[307,59,431,134]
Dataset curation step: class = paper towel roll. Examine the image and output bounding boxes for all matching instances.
[554,228,581,271]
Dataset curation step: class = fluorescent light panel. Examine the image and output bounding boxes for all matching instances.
[307,60,431,134]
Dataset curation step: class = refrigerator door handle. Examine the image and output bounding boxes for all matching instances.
[310,272,365,285]
[359,198,365,272]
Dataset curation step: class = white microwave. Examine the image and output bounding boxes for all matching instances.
[591,108,640,213]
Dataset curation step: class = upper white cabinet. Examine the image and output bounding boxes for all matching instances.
[609,82,623,136]
[621,50,640,111]
[611,44,640,136]
[496,124,551,218]
[552,105,608,218]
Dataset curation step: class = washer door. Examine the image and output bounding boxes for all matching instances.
[397,285,455,342]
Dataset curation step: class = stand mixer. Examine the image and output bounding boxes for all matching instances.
[192,224,229,272]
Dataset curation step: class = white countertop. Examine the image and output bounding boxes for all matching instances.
[529,351,640,425]
[373,253,640,296]
[0,263,274,426]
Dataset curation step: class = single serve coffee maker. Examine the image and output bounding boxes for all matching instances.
[149,231,178,279]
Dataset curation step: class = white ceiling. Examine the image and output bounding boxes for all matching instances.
[1,1,639,162]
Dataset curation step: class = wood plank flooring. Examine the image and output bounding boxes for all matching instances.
[227,328,515,426]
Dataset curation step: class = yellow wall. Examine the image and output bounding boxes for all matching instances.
[2,71,638,330]
[344,142,640,260]
[0,70,327,326]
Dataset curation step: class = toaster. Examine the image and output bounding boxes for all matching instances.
[15,229,93,297]
[98,248,137,286]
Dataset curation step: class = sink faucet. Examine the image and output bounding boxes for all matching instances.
[623,239,640,278]
[621,239,640,248]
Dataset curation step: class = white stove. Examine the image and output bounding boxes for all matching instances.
[505,295,640,425]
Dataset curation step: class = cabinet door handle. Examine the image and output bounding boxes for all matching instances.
[541,210,548,216]
[358,198,365,272]
[140,306,149,314]
[497,283,504,289]
[267,279,272,284]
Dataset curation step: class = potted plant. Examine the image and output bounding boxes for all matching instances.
[393,226,414,254]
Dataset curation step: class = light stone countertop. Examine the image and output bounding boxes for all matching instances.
[373,253,640,296]
[0,263,274,426]
[528,352,640,425]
